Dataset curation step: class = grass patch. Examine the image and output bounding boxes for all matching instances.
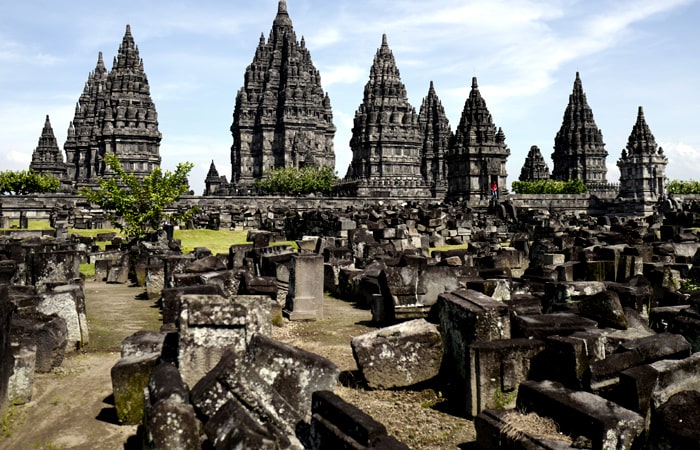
[1,403,25,438]
[174,229,250,254]
[80,263,95,279]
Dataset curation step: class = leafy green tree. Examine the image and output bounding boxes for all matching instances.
[667,179,700,195]
[511,179,588,194]
[254,165,337,195]
[79,153,196,239]
[0,169,60,195]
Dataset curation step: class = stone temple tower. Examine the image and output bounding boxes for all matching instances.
[551,72,607,186]
[446,77,509,201]
[617,106,667,204]
[30,115,68,183]
[230,0,336,192]
[64,25,162,186]
[519,145,550,181]
[343,34,430,199]
[418,81,451,199]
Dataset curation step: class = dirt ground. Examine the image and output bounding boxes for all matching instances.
[1,280,475,449]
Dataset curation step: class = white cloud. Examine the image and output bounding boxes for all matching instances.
[321,65,365,87]
[661,141,700,181]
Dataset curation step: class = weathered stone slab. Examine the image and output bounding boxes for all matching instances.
[11,312,67,373]
[475,408,574,450]
[284,254,324,321]
[351,319,443,389]
[36,285,87,350]
[468,338,545,417]
[144,362,199,449]
[120,330,168,359]
[517,380,644,450]
[111,352,159,425]
[8,342,36,405]
[649,391,700,450]
[513,313,597,339]
[310,390,410,450]
[178,294,248,388]
[577,290,629,330]
[160,284,224,329]
[246,333,340,420]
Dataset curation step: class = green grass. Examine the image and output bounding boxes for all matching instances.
[430,243,469,255]
[174,229,250,254]
[0,219,52,231]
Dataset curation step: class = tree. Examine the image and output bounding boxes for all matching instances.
[0,169,60,195]
[667,179,700,195]
[79,153,196,239]
[254,165,337,195]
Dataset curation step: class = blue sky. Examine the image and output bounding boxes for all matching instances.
[1,0,699,194]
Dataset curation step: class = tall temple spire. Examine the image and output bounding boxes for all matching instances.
[418,81,451,198]
[30,115,67,182]
[230,1,335,192]
[64,25,161,186]
[617,106,667,205]
[446,76,510,201]
[551,72,607,185]
[342,34,430,199]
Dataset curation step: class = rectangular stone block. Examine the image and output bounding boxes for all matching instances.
[284,254,324,321]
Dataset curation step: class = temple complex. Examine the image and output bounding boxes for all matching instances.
[617,106,668,207]
[64,26,161,186]
[418,82,451,198]
[446,77,510,201]
[341,35,431,198]
[551,72,608,186]
[29,115,68,184]
[518,145,550,181]
[230,0,336,193]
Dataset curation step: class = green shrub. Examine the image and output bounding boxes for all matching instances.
[667,179,700,195]
[254,166,337,195]
[511,179,588,194]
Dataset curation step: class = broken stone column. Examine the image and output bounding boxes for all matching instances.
[284,254,324,321]
[351,319,443,389]
[7,341,36,405]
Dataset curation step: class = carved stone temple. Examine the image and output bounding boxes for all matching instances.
[203,161,228,196]
[518,145,550,181]
[418,81,451,198]
[617,106,668,207]
[341,34,431,199]
[63,25,162,186]
[446,77,510,201]
[551,72,608,186]
[230,0,336,193]
[29,115,68,184]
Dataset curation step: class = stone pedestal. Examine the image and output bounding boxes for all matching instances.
[284,254,324,321]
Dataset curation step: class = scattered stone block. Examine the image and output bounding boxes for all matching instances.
[351,319,443,389]
[577,290,629,330]
[468,338,545,417]
[512,313,597,339]
[36,284,88,350]
[517,380,644,450]
[111,352,160,425]
[8,342,36,405]
[310,390,410,450]
[284,254,324,321]
[144,362,200,449]
[120,330,168,358]
[649,390,700,450]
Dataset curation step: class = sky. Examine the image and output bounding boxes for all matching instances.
[1,0,699,195]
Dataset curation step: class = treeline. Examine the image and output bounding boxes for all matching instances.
[511,178,588,194]
[666,180,700,195]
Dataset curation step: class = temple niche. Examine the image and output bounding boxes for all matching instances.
[446,77,509,201]
[342,34,431,199]
[418,81,451,199]
[551,72,608,186]
[230,0,336,193]
[29,115,68,185]
[617,106,668,207]
[519,145,550,181]
[64,25,162,187]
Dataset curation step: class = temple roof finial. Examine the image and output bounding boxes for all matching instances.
[274,0,292,27]
[638,106,644,117]
[471,76,478,89]
[381,34,388,47]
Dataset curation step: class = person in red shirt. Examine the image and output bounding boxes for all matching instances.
[490,182,498,200]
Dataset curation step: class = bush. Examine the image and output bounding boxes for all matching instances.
[667,179,700,195]
[254,165,337,195]
[0,169,60,195]
[511,179,588,194]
